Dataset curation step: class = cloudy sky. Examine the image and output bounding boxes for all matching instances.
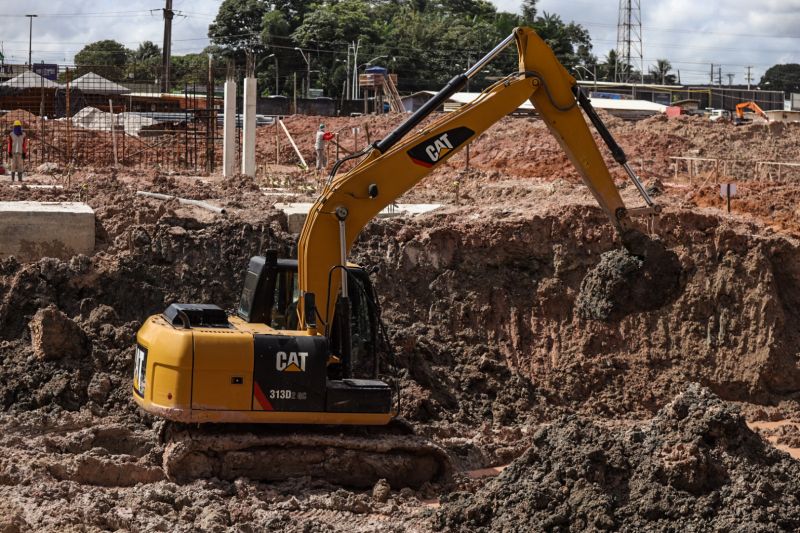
[1,1,799,85]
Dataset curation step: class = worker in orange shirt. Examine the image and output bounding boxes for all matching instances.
[6,120,28,181]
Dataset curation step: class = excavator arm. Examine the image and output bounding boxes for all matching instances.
[735,101,768,121]
[297,27,657,329]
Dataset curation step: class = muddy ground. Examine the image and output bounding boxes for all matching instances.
[2,113,800,531]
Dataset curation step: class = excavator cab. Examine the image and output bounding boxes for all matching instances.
[238,250,380,381]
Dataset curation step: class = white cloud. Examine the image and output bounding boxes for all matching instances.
[0,0,218,64]
[496,0,800,84]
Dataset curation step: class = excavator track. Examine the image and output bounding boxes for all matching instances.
[160,421,453,489]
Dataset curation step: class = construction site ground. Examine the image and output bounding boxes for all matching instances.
[3,112,800,531]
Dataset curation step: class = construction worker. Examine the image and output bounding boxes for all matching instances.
[6,120,28,181]
[315,123,334,172]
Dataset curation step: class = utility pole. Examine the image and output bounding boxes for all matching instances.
[25,14,37,69]
[345,44,351,100]
[161,0,173,93]
[745,66,753,90]
[717,67,722,86]
[351,39,360,101]
[294,47,310,97]
[267,53,278,95]
[710,63,714,84]
[726,73,734,86]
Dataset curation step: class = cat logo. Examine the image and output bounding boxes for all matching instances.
[424,133,453,162]
[407,126,474,168]
[275,351,308,372]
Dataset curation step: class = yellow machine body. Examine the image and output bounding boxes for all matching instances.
[134,315,392,425]
[133,27,658,427]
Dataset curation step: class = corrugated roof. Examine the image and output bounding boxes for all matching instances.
[71,73,131,95]
[0,70,62,89]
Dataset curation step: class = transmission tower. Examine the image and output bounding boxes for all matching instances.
[615,0,643,83]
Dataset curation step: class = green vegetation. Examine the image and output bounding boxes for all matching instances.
[207,0,601,97]
[759,64,800,94]
[73,0,667,95]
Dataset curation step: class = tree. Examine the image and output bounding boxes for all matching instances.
[132,41,161,62]
[209,0,271,59]
[292,0,378,47]
[291,0,381,95]
[521,0,537,25]
[760,64,800,94]
[273,0,310,27]
[438,0,495,18]
[127,41,162,82]
[533,12,594,72]
[74,40,130,81]
[598,49,637,82]
[261,10,291,46]
[649,58,676,85]
[171,52,222,87]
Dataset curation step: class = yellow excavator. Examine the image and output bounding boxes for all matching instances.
[133,27,660,487]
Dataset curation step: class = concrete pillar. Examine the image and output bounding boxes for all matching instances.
[223,79,237,178]
[242,77,257,177]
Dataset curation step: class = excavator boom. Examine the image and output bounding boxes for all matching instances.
[298,27,656,328]
[736,101,769,121]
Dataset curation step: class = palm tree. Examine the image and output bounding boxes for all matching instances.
[649,58,675,85]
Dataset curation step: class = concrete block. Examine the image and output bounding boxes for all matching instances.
[0,201,95,261]
[275,202,442,234]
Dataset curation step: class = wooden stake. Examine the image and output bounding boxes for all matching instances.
[278,119,307,169]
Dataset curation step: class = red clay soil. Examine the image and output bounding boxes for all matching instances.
[1,109,800,530]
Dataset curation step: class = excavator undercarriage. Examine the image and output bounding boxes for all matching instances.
[160,421,453,488]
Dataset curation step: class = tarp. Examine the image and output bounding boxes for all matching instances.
[404,90,667,114]
[71,72,131,95]
[71,106,157,137]
[0,70,62,89]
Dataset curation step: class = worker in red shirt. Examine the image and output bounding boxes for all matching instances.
[6,120,28,181]
[315,124,334,172]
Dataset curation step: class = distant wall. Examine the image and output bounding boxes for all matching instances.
[256,97,379,117]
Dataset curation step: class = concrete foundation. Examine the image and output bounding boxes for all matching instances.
[223,80,237,178]
[0,202,95,261]
[242,77,257,177]
[275,202,442,234]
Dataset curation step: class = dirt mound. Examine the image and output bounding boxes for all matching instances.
[357,206,800,424]
[436,384,800,532]
[0,109,38,130]
[576,233,682,321]
[28,304,89,360]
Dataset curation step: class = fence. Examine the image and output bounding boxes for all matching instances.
[0,65,222,172]
[670,156,800,182]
